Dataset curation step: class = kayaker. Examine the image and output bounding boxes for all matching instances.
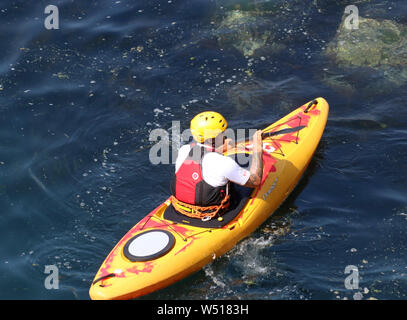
[170,111,263,221]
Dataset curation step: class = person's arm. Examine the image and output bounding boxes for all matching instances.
[244,130,263,188]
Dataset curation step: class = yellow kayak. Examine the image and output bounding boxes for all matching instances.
[89,97,329,300]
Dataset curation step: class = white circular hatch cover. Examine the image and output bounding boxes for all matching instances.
[123,230,175,262]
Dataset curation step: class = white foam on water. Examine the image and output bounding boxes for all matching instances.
[230,235,277,277]
[204,264,226,289]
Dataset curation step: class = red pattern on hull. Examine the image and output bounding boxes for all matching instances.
[127,261,155,274]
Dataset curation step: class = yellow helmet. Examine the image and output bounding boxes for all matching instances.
[190,111,227,143]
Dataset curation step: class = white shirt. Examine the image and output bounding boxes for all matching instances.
[175,144,250,187]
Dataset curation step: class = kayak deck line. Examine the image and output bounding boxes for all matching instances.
[138,206,214,242]
[261,115,306,157]
[92,273,116,286]
[138,212,190,242]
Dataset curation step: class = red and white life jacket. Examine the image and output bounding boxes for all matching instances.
[171,143,229,207]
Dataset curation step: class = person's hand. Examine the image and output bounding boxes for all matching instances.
[215,137,235,154]
[223,138,234,153]
[243,130,263,188]
[252,130,263,153]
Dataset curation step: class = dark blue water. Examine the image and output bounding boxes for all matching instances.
[0,0,406,300]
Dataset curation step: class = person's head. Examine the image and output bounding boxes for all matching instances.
[190,111,227,151]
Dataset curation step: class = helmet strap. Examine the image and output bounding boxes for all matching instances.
[200,138,216,152]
